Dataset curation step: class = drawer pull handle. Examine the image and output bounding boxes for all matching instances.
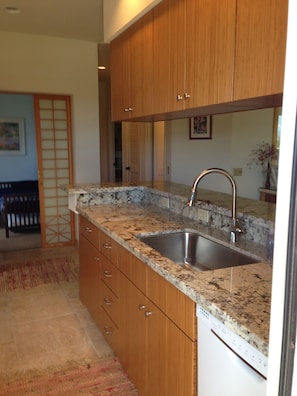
[177,94,183,101]
[103,270,112,278]
[184,92,191,99]
[84,227,92,233]
[138,304,146,311]
[104,298,112,306]
[103,243,112,249]
[145,311,152,317]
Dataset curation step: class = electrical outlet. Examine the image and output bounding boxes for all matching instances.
[198,208,209,223]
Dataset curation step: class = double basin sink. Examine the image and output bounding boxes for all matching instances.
[138,230,258,272]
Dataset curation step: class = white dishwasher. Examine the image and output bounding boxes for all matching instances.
[197,306,268,396]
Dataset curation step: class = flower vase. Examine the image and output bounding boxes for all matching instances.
[265,162,271,189]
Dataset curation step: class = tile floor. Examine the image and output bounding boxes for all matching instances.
[0,245,114,382]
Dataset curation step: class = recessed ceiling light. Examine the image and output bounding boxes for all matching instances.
[98,66,106,70]
[4,6,21,14]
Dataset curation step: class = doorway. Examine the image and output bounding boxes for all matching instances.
[0,92,75,251]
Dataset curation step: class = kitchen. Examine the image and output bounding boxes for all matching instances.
[0,0,296,395]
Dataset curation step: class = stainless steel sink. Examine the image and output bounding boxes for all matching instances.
[138,231,258,271]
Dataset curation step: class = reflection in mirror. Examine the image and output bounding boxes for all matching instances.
[166,108,280,201]
[273,106,282,152]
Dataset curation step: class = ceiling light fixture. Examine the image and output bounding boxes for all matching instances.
[4,6,21,14]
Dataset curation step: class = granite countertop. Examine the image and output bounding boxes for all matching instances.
[77,202,272,357]
[65,180,276,222]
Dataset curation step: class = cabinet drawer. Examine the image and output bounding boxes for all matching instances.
[79,216,99,247]
[100,231,118,263]
[101,255,119,296]
[118,245,147,292]
[147,267,196,341]
[101,280,120,325]
[97,306,120,355]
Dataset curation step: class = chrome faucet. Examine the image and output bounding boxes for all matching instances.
[187,168,242,243]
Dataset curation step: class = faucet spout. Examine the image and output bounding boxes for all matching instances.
[187,168,242,243]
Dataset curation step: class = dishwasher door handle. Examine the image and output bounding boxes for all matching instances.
[211,328,267,381]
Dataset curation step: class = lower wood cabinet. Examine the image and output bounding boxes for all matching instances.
[79,229,101,326]
[79,215,197,396]
[119,273,196,396]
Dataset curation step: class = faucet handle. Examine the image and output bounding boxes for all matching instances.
[230,218,244,243]
[235,218,244,234]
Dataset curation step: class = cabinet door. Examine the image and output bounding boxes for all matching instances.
[233,0,288,100]
[118,274,149,395]
[153,0,235,114]
[153,0,185,114]
[79,235,101,324]
[185,0,236,108]
[110,29,131,121]
[110,12,153,121]
[129,11,153,119]
[147,299,196,396]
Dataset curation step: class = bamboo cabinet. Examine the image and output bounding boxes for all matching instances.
[79,217,101,326]
[110,11,153,121]
[152,0,236,114]
[233,0,288,100]
[79,215,197,396]
[110,0,287,121]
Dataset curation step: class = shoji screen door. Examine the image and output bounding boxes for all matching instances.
[34,94,75,247]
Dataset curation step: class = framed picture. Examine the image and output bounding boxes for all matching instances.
[0,118,25,155]
[189,116,212,139]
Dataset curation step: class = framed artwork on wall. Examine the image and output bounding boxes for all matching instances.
[0,118,25,155]
[189,116,212,139]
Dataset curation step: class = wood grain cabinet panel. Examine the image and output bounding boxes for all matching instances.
[119,271,196,396]
[110,11,153,121]
[233,0,288,100]
[79,216,99,247]
[79,233,101,326]
[185,0,236,108]
[79,216,196,395]
[152,0,236,114]
[111,0,287,120]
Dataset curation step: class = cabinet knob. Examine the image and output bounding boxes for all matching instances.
[103,270,112,278]
[104,297,112,306]
[176,94,183,101]
[124,107,133,112]
[145,311,152,317]
[84,226,92,233]
[184,92,191,99]
[94,256,100,261]
[138,304,146,311]
[103,242,112,249]
[104,325,113,335]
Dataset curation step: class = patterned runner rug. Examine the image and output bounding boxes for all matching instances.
[0,257,78,292]
[0,358,138,395]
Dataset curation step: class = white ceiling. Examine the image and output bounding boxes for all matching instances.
[0,0,104,43]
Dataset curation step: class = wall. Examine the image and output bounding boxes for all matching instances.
[169,108,274,200]
[0,94,37,181]
[103,0,162,42]
[0,32,100,184]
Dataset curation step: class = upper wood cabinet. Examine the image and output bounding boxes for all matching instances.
[110,11,153,121]
[153,0,236,115]
[110,0,287,120]
[233,0,288,100]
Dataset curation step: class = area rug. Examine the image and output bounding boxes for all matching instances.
[0,257,78,292]
[0,358,138,395]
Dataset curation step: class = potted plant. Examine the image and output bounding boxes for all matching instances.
[248,142,278,189]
